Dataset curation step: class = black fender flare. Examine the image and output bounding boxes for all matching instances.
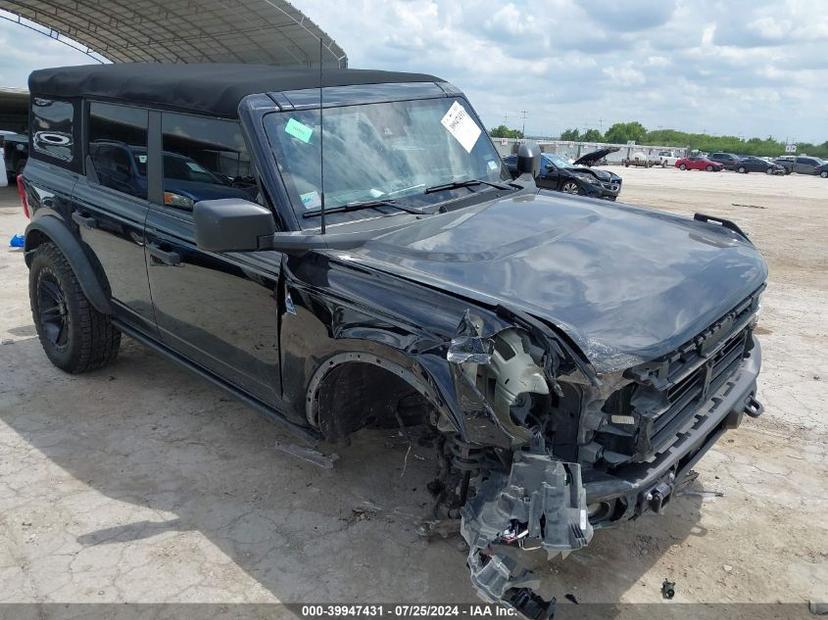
[24,214,112,314]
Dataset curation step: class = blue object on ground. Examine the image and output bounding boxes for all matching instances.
[9,234,24,248]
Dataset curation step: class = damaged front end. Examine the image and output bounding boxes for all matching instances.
[435,311,596,619]
[431,290,763,618]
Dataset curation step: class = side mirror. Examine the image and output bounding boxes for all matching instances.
[193,199,276,252]
[517,143,541,176]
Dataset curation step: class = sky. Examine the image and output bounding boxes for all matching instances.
[1,0,826,142]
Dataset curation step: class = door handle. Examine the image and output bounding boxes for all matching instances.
[148,243,182,266]
[72,211,98,229]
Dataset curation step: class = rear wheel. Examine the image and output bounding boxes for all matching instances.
[738,166,747,174]
[821,170,828,178]
[705,165,713,171]
[679,163,687,170]
[30,243,120,373]
[561,181,581,195]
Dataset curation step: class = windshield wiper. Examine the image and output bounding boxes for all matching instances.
[424,178,516,194]
[302,198,423,219]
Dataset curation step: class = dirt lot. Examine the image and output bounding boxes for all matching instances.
[0,168,825,617]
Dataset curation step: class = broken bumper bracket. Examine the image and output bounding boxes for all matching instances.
[460,454,593,619]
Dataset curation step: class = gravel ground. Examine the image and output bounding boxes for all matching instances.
[0,168,825,617]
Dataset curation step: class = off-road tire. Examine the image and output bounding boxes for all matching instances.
[29,242,120,373]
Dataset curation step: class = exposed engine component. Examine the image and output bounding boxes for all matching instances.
[483,329,550,427]
[446,313,552,447]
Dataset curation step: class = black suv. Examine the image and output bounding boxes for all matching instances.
[707,152,741,170]
[20,63,767,618]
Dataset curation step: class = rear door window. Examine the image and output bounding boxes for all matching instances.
[31,98,76,165]
[88,102,149,199]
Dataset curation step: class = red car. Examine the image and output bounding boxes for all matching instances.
[675,156,724,171]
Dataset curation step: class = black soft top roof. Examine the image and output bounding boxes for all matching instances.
[29,63,443,119]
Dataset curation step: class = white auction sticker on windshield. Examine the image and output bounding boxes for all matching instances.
[441,101,481,153]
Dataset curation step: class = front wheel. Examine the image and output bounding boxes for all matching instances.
[705,165,713,171]
[30,243,120,373]
[738,166,747,174]
[821,170,828,178]
[561,181,581,195]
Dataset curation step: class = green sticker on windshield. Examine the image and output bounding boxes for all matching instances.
[285,118,313,143]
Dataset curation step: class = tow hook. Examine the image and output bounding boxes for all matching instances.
[646,472,676,514]
[744,395,764,418]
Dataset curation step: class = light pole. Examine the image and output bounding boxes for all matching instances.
[520,110,527,137]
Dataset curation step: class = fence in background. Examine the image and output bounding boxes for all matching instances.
[492,138,689,163]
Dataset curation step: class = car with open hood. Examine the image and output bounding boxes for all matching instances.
[572,146,618,167]
[19,63,767,619]
[504,150,622,200]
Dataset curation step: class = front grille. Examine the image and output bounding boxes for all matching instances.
[595,288,762,465]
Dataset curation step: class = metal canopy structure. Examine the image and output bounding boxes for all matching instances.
[0,0,347,67]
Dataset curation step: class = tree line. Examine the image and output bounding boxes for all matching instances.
[491,121,828,158]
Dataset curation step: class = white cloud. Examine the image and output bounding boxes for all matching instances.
[290,0,828,141]
[0,1,825,142]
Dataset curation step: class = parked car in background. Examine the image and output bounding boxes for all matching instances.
[572,146,619,167]
[773,156,795,174]
[622,151,659,167]
[1,131,28,182]
[735,156,786,175]
[675,155,724,171]
[657,150,680,167]
[708,152,741,170]
[793,156,826,175]
[504,151,622,200]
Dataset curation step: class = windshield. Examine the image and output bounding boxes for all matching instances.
[264,96,509,227]
[543,153,573,169]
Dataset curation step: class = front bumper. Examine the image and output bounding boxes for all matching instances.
[584,180,621,200]
[583,339,762,526]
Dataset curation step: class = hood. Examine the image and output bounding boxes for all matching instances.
[338,191,767,372]
[573,147,619,166]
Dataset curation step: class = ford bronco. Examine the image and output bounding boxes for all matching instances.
[20,63,766,618]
